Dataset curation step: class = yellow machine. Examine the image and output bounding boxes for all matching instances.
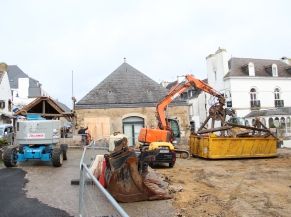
[148,142,175,151]
[189,133,277,159]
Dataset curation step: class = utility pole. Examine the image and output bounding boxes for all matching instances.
[71,70,77,130]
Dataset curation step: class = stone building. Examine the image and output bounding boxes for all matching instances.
[75,61,189,146]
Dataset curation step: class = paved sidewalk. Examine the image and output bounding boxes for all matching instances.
[0,168,71,217]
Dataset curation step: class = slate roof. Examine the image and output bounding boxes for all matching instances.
[245,107,291,118]
[7,65,42,97]
[56,101,71,112]
[225,58,291,78]
[166,80,178,90]
[76,62,186,109]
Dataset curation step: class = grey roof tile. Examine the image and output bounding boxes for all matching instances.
[226,58,291,78]
[76,62,186,109]
[55,101,71,112]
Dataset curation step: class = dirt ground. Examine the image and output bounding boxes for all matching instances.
[157,148,291,217]
[2,147,291,217]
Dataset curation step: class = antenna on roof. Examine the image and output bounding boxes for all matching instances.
[124,57,127,63]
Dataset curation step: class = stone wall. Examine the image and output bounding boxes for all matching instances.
[75,105,190,145]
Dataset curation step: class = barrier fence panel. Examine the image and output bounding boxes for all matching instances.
[79,141,129,217]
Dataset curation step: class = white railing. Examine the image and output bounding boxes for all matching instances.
[79,141,129,217]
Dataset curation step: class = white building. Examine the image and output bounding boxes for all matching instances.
[7,65,48,110]
[204,48,291,137]
[0,63,13,124]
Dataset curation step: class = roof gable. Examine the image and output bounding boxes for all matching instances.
[76,62,185,109]
[15,96,73,120]
[226,58,291,78]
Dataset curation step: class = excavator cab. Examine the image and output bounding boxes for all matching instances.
[167,118,181,145]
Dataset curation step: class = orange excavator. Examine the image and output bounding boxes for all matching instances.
[100,74,230,202]
[138,74,228,166]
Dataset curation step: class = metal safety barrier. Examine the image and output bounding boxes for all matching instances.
[79,141,129,217]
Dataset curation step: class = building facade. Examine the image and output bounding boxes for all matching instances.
[205,48,291,137]
[75,61,189,146]
[7,65,48,110]
[0,63,13,124]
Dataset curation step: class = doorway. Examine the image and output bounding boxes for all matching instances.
[122,116,144,146]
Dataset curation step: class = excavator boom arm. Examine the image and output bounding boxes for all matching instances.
[156,74,225,130]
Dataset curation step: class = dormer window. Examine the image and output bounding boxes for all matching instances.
[272,64,278,77]
[248,62,255,76]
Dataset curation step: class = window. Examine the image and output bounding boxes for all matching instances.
[248,62,255,76]
[272,64,278,77]
[274,88,280,100]
[214,71,217,81]
[245,120,250,126]
[280,117,286,128]
[8,99,12,112]
[0,100,5,109]
[250,88,257,101]
[274,88,284,107]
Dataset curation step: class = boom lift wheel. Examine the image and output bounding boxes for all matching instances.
[52,147,63,167]
[3,147,17,167]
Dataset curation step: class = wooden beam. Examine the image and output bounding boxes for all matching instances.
[42,114,63,117]
[197,126,232,134]
[42,100,45,114]
[226,123,270,132]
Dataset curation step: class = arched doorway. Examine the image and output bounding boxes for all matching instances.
[269,118,274,128]
[122,116,144,146]
[274,117,280,128]
[280,117,286,128]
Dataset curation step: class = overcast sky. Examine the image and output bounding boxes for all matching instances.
[1,0,290,108]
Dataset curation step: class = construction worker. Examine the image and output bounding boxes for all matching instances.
[78,126,88,146]
[85,127,91,145]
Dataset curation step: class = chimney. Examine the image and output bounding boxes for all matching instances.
[0,63,8,72]
[281,57,291,65]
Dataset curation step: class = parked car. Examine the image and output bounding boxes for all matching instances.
[0,124,14,145]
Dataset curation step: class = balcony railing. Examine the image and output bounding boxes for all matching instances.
[275,99,284,108]
[250,100,261,110]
